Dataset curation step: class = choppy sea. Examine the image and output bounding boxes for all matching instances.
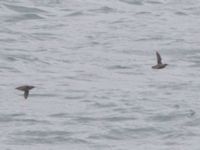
[1,0,200,149]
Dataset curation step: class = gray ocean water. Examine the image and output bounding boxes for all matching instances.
[1,0,200,149]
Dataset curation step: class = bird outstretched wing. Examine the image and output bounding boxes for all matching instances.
[24,90,29,99]
[156,51,162,64]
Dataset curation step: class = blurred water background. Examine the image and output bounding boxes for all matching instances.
[0,0,200,149]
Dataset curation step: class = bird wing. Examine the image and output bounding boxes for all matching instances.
[156,51,162,64]
[24,90,29,99]
[16,86,26,91]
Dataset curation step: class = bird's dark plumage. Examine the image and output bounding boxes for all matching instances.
[156,51,162,64]
[16,85,35,99]
[152,51,168,69]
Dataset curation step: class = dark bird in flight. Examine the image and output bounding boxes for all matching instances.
[152,51,168,69]
[16,85,35,99]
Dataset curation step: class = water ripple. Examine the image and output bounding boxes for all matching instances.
[119,0,143,5]
[7,130,88,145]
[89,6,116,14]
[4,4,46,13]
[5,14,44,22]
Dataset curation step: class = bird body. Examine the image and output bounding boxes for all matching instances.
[152,63,168,69]
[16,85,34,99]
[152,51,168,69]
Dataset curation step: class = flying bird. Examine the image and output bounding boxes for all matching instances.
[16,85,35,99]
[152,51,168,69]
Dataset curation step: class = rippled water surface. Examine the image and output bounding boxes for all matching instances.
[1,0,200,149]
